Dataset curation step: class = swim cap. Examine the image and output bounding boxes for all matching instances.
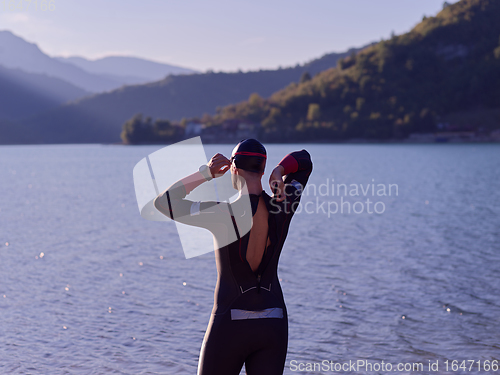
[231,139,266,174]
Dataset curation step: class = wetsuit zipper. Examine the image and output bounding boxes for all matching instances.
[255,234,270,294]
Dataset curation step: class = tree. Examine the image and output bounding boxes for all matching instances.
[249,93,263,107]
[307,103,321,121]
[121,113,153,144]
[300,72,311,83]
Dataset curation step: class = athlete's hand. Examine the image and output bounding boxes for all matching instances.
[269,166,286,202]
[208,153,231,178]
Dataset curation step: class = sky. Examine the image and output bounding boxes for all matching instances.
[0,0,459,72]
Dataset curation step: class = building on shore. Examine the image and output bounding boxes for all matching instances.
[185,120,204,138]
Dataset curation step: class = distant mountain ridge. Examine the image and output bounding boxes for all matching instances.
[0,30,119,93]
[0,64,88,121]
[8,43,371,144]
[55,56,197,85]
[0,30,197,93]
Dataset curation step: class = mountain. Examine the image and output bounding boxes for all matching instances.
[9,44,370,144]
[0,30,136,93]
[0,64,88,121]
[55,56,197,86]
[300,44,376,74]
[194,0,500,142]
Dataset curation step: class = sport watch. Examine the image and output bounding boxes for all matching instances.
[199,164,213,181]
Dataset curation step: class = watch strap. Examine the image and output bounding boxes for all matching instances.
[199,164,213,181]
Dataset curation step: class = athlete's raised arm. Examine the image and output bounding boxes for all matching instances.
[269,149,313,202]
[153,153,231,224]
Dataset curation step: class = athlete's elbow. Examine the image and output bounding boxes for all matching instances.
[154,193,173,219]
[154,194,164,212]
[300,149,313,172]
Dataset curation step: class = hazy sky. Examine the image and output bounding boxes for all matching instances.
[1,0,458,72]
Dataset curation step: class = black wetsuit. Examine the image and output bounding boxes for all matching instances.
[157,150,312,375]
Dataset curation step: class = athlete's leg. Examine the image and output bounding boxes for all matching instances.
[244,318,288,375]
[197,313,246,375]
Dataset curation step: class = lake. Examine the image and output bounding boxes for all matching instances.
[0,143,499,374]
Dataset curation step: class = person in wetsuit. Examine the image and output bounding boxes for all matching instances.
[153,139,312,375]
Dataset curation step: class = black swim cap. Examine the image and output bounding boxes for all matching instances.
[231,139,266,174]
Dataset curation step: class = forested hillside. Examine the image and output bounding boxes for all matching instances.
[8,46,366,144]
[188,0,500,142]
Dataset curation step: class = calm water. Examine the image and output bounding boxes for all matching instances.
[0,143,499,374]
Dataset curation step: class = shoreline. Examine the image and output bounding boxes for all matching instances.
[1,136,500,147]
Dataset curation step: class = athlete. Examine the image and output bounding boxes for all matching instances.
[154,139,312,375]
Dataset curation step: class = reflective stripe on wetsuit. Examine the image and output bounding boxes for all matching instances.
[231,307,284,320]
